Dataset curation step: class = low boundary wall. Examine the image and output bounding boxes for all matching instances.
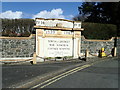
[0,35,119,61]
[0,34,35,59]
[81,36,120,57]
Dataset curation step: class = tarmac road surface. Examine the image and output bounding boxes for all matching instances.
[2,59,84,88]
[31,58,119,89]
[2,57,119,89]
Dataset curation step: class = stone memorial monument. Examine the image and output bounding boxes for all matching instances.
[34,18,84,62]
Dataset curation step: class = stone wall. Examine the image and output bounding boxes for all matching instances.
[0,34,35,58]
[81,36,115,57]
[0,34,119,59]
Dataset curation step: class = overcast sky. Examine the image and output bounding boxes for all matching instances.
[1,2,82,20]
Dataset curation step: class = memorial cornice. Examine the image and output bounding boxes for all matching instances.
[34,26,84,31]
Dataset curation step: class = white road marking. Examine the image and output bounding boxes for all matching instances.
[31,64,92,89]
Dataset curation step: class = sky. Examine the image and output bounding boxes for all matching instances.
[1,2,82,20]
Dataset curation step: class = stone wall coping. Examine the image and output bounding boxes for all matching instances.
[81,36,118,42]
[0,35,119,40]
[0,34,35,39]
[0,58,32,62]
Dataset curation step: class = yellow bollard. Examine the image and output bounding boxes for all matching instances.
[101,48,106,57]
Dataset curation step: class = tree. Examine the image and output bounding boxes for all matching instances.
[77,2,120,24]
[74,2,120,37]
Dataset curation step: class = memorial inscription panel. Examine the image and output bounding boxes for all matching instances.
[44,38,73,57]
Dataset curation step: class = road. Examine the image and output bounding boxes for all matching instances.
[2,59,84,88]
[32,58,119,89]
[2,57,119,89]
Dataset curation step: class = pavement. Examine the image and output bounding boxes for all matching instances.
[2,57,119,89]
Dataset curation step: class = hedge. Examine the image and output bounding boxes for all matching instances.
[82,22,117,40]
[1,19,35,37]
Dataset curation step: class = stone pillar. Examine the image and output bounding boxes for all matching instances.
[73,31,81,58]
[73,38,78,58]
[85,49,89,58]
[32,53,36,64]
[113,47,117,57]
